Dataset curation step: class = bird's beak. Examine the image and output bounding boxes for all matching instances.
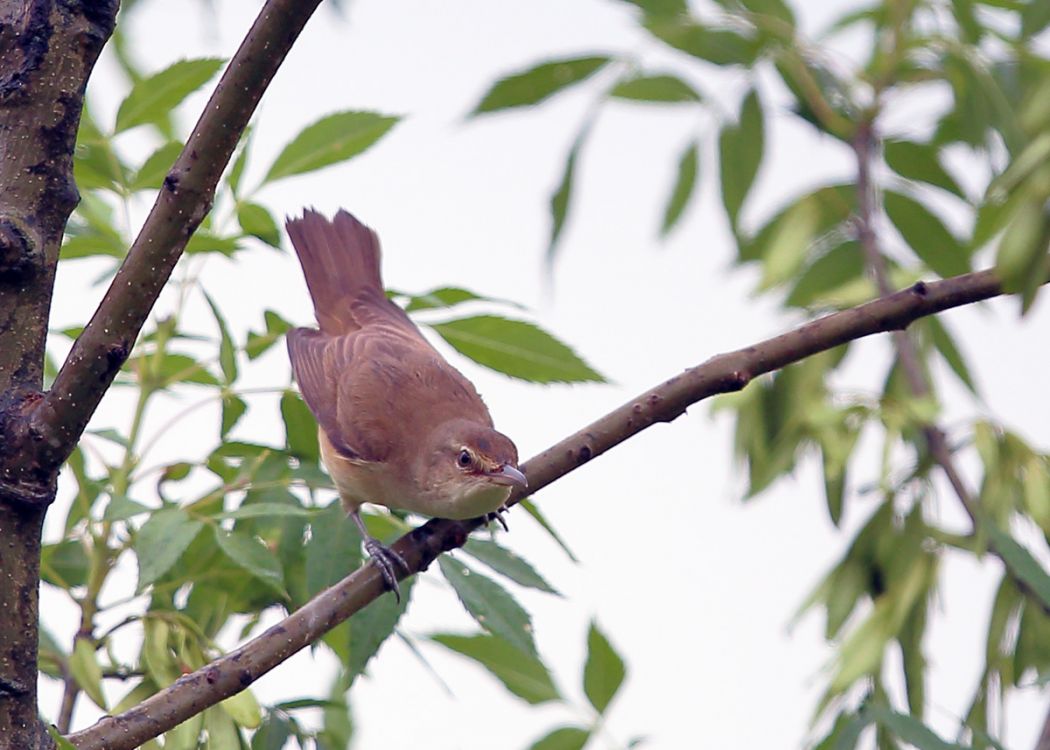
[488,463,528,489]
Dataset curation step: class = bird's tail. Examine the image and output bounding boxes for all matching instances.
[285,208,407,335]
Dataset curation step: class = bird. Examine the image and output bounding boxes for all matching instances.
[285,208,527,598]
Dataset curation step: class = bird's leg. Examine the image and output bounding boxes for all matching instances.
[350,509,409,601]
[485,504,510,532]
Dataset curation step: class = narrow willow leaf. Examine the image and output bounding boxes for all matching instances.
[549,128,587,262]
[102,494,151,522]
[473,56,610,114]
[884,140,966,199]
[430,314,604,383]
[432,633,560,703]
[129,141,183,191]
[347,577,414,685]
[983,521,1050,610]
[184,232,242,256]
[204,291,238,385]
[529,727,591,750]
[263,111,399,183]
[281,390,319,462]
[237,202,281,248]
[438,556,537,655]
[70,638,107,709]
[115,58,225,133]
[720,88,764,228]
[520,498,579,562]
[644,21,760,66]
[884,190,970,278]
[402,285,525,312]
[464,538,561,595]
[866,705,967,750]
[583,622,627,714]
[136,508,204,590]
[48,727,78,750]
[219,503,311,520]
[995,195,1050,312]
[214,528,287,597]
[925,317,978,395]
[610,73,701,103]
[661,141,699,235]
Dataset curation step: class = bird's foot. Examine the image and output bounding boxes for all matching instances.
[485,504,510,532]
[364,536,409,602]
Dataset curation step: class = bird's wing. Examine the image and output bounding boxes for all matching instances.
[286,327,367,460]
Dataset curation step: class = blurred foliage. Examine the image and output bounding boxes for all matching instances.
[40,0,1050,748]
[469,0,1050,747]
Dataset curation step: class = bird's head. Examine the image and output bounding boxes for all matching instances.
[416,418,527,519]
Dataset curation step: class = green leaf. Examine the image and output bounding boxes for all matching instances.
[70,638,107,709]
[246,310,293,359]
[102,493,152,522]
[431,633,560,703]
[204,291,238,385]
[429,314,603,383]
[884,140,966,200]
[866,705,967,750]
[402,286,526,313]
[520,498,579,562]
[48,726,78,750]
[143,352,221,388]
[184,231,243,257]
[549,127,588,261]
[346,577,413,685]
[306,502,364,597]
[620,0,687,18]
[661,141,699,235]
[528,727,591,750]
[438,556,537,655]
[263,111,399,184]
[214,528,287,597]
[884,191,970,278]
[115,58,225,133]
[995,196,1050,312]
[610,73,701,103]
[41,539,90,588]
[251,716,292,750]
[221,393,247,438]
[1021,0,1050,39]
[583,622,626,714]
[227,127,252,198]
[220,687,262,729]
[473,56,610,114]
[281,390,320,462]
[983,521,1050,610]
[219,503,311,520]
[758,199,820,289]
[785,240,865,308]
[720,88,764,228]
[644,21,760,66]
[129,141,183,191]
[925,316,977,395]
[136,508,204,590]
[238,202,281,248]
[463,538,560,594]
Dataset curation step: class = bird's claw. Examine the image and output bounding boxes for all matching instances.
[364,536,409,602]
[485,504,510,532]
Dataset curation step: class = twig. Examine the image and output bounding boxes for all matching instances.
[67,263,1031,750]
[29,0,324,473]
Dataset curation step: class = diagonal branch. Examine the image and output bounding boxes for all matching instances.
[67,263,1035,750]
[28,0,324,475]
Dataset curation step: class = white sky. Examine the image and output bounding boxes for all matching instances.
[38,1,1050,748]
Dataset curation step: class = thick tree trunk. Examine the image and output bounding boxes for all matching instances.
[0,1,117,746]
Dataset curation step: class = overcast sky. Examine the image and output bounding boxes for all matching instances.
[39,1,1050,748]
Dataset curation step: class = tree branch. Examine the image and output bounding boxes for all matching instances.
[28,0,324,474]
[67,264,1032,750]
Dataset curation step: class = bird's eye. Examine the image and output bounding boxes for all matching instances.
[457,449,473,468]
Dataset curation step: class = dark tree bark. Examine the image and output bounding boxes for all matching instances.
[0,2,118,746]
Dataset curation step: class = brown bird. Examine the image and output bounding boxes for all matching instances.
[285,209,527,596]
